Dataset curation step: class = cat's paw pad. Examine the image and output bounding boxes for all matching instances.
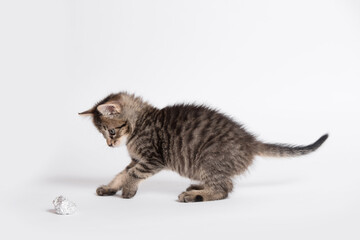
[178,191,204,202]
[96,186,117,196]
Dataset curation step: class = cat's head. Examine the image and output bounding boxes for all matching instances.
[79,95,131,147]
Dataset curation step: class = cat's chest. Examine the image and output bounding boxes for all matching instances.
[126,142,142,161]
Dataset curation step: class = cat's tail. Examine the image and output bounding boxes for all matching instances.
[255,134,328,158]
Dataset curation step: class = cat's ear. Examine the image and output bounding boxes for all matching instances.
[97,103,121,116]
[78,107,95,117]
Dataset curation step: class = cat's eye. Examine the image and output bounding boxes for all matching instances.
[109,129,116,135]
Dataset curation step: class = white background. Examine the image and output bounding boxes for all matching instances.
[0,0,359,239]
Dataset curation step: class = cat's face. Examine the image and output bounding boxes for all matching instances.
[80,102,130,147]
[94,117,129,147]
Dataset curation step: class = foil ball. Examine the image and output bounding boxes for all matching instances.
[53,196,77,215]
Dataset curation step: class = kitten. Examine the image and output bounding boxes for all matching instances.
[79,92,328,202]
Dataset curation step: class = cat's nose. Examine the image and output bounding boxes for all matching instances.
[108,143,113,147]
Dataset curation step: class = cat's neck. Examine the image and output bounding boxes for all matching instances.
[120,93,157,132]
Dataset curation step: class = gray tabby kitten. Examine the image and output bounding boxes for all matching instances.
[79,92,328,202]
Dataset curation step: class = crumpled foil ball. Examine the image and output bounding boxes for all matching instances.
[53,196,77,215]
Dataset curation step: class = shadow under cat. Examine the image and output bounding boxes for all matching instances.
[44,175,299,195]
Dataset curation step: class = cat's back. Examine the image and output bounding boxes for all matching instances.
[156,103,254,153]
[158,103,242,134]
[159,104,226,131]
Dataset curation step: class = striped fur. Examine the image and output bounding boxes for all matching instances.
[79,92,328,202]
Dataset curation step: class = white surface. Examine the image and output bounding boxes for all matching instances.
[0,0,359,239]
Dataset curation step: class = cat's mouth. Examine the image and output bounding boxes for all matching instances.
[108,141,118,148]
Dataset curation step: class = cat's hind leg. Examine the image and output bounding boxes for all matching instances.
[186,184,204,191]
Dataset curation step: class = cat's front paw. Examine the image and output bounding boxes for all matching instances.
[96,185,117,196]
[122,186,138,199]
